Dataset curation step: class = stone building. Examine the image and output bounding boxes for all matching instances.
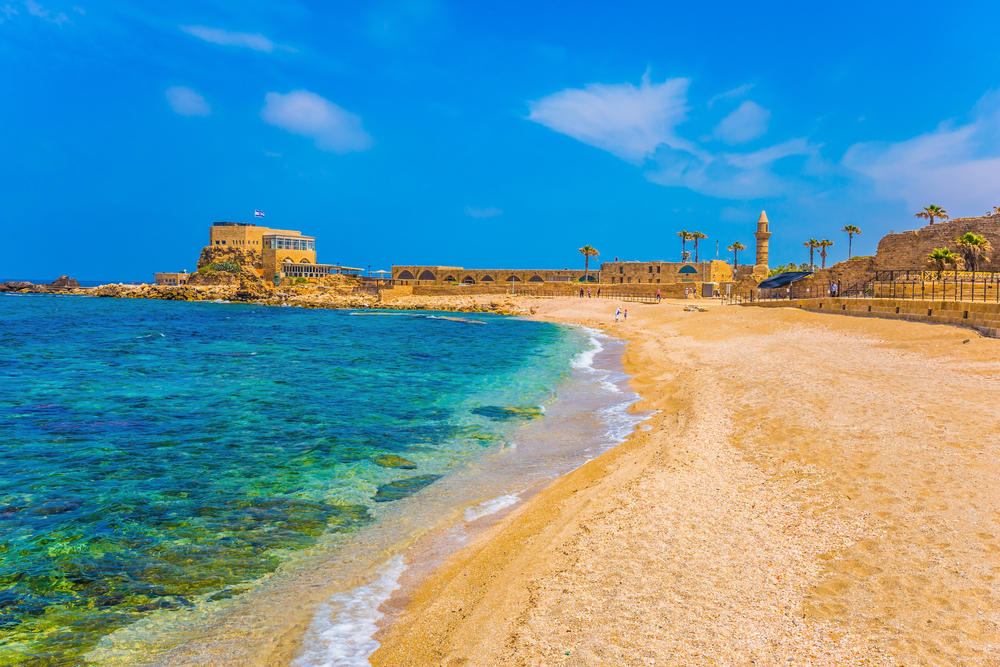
[597,260,734,285]
[154,271,189,286]
[155,221,362,285]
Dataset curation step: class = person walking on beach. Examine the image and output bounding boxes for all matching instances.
[580,288,584,298]
[624,308,628,321]
[587,287,591,298]
[597,288,601,297]
[615,307,621,323]
[656,288,661,302]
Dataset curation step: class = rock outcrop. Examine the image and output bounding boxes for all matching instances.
[234,270,272,301]
[196,246,262,271]
[0,281,34,292]
[50,276,81,288]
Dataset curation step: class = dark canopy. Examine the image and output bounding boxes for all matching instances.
[757,271,813,289]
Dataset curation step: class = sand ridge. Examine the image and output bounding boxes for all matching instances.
[371,298,1000,666]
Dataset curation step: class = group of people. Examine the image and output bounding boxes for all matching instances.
[614,307,627,323]
[579,287,601,298]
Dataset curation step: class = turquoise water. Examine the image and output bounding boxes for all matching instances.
[0,296,588,666]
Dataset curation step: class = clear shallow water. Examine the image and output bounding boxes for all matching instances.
[0,296,592,666]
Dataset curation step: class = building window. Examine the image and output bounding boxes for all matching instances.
[648,266,653,273]
[215,241,220,245]
[657,266,661,273]
[656,279,660,283]
[222,240,226,244]
[619,267,623,274]
[627,277,632,284]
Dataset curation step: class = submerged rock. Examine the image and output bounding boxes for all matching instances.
[373,454,417,469]
[471,406,544,422]
[373,474,442,502]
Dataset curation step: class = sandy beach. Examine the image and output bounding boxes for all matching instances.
[370,297,1000,666]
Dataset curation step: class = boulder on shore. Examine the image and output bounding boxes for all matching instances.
[0,281,34,292]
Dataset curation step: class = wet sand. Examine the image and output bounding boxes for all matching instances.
[371,298,1000,666]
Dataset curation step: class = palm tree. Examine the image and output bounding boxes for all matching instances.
[727,241,747,274]
[681,250,691,261]
[803,238,820,271]
[842,224,861,259]
[927,247,960,279]
[817,239,834,269]
[691,231,707,262]
[987,206,1000,217]
[579,245,600,283]
[955,232,992,274]
[677,230,693,259]
[915,204,949,225]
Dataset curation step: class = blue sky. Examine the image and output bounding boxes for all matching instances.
[3,0,1000,280]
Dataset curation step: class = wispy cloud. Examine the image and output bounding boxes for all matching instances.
[842,92,1000,214]
[464,206,503,218]
[179,25,294,53]
[707,83,754,109]
[260,90,373,154]
[527,71,694,162]
[166,86,211,117]
[1,3,18,22]
[528,72,817,199]
[72,5,83,14]
[24,0,69,25]
[263,150,282,158]
[712,100,771,144]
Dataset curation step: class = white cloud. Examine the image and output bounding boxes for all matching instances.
[527,71,695,162]
[1,4,18,21]
[24,0,68,25]
[647,138,819,199]
[260,90,373,153]
[712,100,771,144]
[179,25,294,52]
[166,86,211,117]
[264,150,282,157]
[707,83,754,109]
[464,206,503,218]
[842,92,1000,214]
[72,5,83,14]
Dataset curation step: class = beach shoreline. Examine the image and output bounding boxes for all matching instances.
[368,296,1000,666]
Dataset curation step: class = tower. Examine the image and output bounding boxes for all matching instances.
[754,210,771,270]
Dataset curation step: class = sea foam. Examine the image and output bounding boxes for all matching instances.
[291,556,406,667]
[464,494,520,522]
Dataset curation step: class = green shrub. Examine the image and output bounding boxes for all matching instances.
[294,277,308,285]
[208,260,241,274]
[197,266,209,274]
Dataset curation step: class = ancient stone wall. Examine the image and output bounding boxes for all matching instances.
[875,216,1000,271]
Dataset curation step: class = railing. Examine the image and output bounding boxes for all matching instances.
[727,277,1000,305]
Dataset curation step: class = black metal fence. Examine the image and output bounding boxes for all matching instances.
[725,277,1000,305]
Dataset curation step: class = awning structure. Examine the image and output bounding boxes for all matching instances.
[757,271,813,289]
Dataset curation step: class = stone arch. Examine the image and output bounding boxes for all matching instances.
[462,275,476,284]
[528,275,544,283]
[397,270,415,280]
[299,258,311,263]
[678,265,698,274]
[506,275,521,282]
[480,275,494,282]
[418,270,436,281]
[443,275,457,283]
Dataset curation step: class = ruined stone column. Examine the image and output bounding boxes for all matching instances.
[754,210,771,270]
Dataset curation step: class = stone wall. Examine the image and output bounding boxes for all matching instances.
[744,297,1000,338]
[208,223,301,249]
[392,266,596,286]
[875,215,1000,271]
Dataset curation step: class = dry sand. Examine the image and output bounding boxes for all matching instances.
[371,298,1000,666]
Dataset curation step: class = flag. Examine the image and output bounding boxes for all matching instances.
[254,209,265,218]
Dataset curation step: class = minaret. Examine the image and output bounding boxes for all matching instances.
[754,210,771,270]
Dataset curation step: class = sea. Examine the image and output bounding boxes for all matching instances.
[0,294,649,666]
